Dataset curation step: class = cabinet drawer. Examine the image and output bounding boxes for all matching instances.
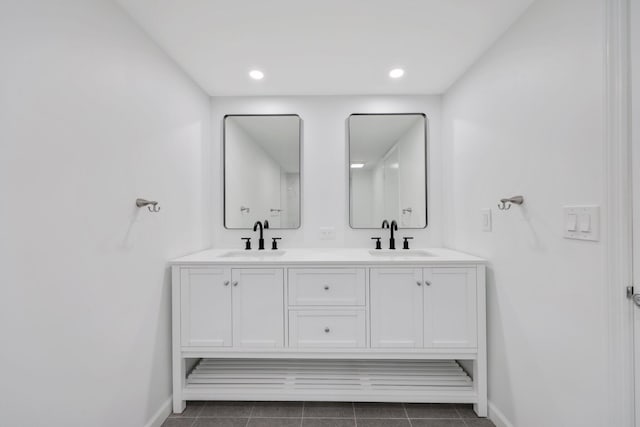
[288,268,365,306]
[288,310,366,348]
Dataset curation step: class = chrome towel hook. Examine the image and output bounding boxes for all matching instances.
[136,198,161,213]
[498,195,524,211]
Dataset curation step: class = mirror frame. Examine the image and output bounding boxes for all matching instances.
[347,112,429,229]
[223,113,303,230]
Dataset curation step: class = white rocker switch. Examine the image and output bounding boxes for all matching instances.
[566,214,578,232]
[578,214,591,232]
[481,209,492,232]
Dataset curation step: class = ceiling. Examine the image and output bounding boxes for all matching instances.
[116,0,533,96]
[350,115,423,168]
[228,115,300,173]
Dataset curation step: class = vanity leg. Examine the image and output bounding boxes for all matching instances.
[172,354,186,413]
[474,264,488,417]
[172,266,186,414]
[473,358,488,417]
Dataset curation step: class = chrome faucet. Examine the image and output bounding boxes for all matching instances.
[381,219,398,250]
[253,220,269,250]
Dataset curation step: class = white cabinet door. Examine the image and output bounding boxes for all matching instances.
[424,268,477,348]
[231,268,284,348]
[180,268,232,347]
[370,268,424,348]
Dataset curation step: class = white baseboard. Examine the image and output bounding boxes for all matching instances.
[488,401,514,427]
[144,396,172,427]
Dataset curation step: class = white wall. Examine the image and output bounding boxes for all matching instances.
[633,3,640,423]
[211,96,442,249]
[634,2,640,158]
[0,1,210,426]
[442,1,606,426]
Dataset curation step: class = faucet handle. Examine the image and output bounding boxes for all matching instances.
[241,237,251,250]
[371,237,382,250]
[402,237,413,250]
[271,237,282,250]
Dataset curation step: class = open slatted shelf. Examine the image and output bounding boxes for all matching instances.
[184,359,476,403]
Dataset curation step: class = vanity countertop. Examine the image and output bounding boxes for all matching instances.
[170,247,486,266]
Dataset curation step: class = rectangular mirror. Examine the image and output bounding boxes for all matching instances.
[224,114,301,229]
[348,113,427,229]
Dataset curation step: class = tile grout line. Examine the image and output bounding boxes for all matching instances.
[243,402,252,427]
[454,404,462,419]
[403,402,413,427]
[353,402,357,427]
[188,402,202,427]
[248,401,255,426]
[227,416,360,419]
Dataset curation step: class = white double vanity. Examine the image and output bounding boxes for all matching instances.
[169,112,487,416]
[170,248,487,416]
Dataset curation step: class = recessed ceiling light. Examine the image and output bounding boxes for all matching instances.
[389,68,405,79]
[351,163,365,169]
[249,70,264,80]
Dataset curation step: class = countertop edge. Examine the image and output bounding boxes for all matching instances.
[168,248,487,266]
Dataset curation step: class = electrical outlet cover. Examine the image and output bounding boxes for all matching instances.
[319,227,336,240]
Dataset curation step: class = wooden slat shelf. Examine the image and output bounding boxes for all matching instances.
[184,358,475,402]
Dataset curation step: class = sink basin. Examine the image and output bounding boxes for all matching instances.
[368,249,433,257]
[219,250,286,258]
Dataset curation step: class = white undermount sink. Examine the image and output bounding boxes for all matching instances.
[368,249,434,257]
[219,250,286,258]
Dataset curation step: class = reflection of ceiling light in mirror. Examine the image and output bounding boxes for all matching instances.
[389,163,400,169]
[350,163,365,168]
[389,68,405,78]
[249,70,264,80]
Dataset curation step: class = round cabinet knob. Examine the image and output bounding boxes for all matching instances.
[223,281,230,287]
[323,285,330,291]
[232,281,238,287]
[324,327,330,333]
[425,281,431,286]
[416,281,422,286]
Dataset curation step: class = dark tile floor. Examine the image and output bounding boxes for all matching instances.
[163,402,496,427]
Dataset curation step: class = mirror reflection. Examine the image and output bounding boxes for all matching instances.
[348,113,427,229]
[224,114,301,229]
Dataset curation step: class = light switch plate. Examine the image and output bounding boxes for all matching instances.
[481,209,492,232]
[563,206,600,241]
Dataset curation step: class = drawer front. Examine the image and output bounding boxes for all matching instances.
[288,310,366,348]
[288,268,366,306]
